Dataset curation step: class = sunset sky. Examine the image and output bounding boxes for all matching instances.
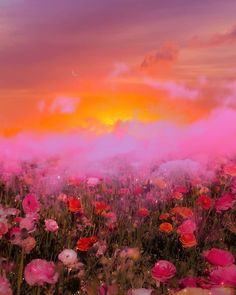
[1,0,236,136]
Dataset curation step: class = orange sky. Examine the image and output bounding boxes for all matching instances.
[1,0,236,136]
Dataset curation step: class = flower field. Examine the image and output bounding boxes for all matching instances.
[0,161,236,294]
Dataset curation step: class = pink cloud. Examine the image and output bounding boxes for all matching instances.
[188,23,236,48]
[37,97,80,114]
[144,78,199,100]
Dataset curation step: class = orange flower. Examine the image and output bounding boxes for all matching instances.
[159,222,173,233]
[68,197,82,213]
[223,163,236,176]
[94,201,110,215]
[137,208,150,218]
[171,207,193,219]
[179,233,197,248]
[159,213,170,221]
[76,236,98,251]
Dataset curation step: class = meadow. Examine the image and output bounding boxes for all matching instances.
[0,160,235,294]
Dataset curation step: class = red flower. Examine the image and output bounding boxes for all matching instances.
[137,208,150,218]
[196,195,214,210]
[76,236,98,252]
[68,197,82,213]
[159,213,170,221]
[94,202,110,215]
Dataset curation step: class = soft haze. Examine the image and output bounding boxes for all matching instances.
[1,0,236,175]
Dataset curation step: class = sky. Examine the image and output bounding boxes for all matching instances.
[1,0,236,136]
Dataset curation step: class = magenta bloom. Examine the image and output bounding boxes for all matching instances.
[45,219,59,232]
[22,194,40,214]
[215,193,235,213]
[24,259,59,286]
[177,219,196,235]
[203,248,235,266]
[179,276,198,288]
[0,276,12,295]
[151,260,176,283]
[210,264,236,287]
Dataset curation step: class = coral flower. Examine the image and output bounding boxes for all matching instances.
[196,195,214,210]
[215,193,235,213]
[45,219,59,232]
[24,259,59,286]
[22,194,40,214]
[21,236,36,253]
[151,260,176,283]
[76,236,98,252]
[58,249,78,266]
[179,233,197,248]
[137,208,150,218]
[68,197,82,213]
[159,222,173,233]
[0,276,12,295]
[203,248,235,266]
[94,201,110,215]
[159,213,170,220]
[171,207,193,219]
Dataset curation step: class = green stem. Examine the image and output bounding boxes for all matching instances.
[17,249,24,295]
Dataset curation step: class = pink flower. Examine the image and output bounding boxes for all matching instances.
[22,194,40,214]
[215,193,235,213]
[45,219,59,232]
[9,227,22,245]
[104,212,117,224]
[24,259,59,286]
[151,260,176,283]
[209,264,236,287]
[4,207,20,216]
[177,219,196,235]
[179,277,198,288]
[58,249,78,267]
[20,217,36,232]
[0,276,12,295]
[203,248,235,266]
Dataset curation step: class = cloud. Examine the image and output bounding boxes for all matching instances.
[221,81,236,107]
[188,23,236,48]
[140,43,179,74]
[109,63,129,79]
[1,108,236,181]
[144,78,199,100]
[37,97,80,114]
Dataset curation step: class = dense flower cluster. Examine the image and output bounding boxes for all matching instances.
[0,161,235,294]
